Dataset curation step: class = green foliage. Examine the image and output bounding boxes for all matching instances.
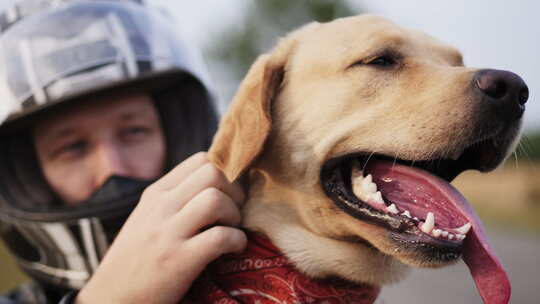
[518,131,540,159]
[0,241,27,292]
[205,0,359,101]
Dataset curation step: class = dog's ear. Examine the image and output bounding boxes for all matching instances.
[209,44,292,181]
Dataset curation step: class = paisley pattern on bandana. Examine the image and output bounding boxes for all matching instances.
[184,231,380,304]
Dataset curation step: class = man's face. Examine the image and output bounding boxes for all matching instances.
[33,92,166,205]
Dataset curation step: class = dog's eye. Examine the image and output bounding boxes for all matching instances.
[367,55,395,67]
[348,53,400,70]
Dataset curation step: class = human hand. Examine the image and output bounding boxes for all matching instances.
[75,152,247,303]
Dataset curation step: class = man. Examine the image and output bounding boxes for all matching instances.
[0,1,246,303]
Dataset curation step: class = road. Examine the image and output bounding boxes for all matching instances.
[380,227,540,304]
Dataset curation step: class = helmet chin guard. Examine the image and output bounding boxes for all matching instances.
[0,175,153,289]
[0,0,218,290]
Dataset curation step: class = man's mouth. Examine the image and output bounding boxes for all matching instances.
[320,150,511,304]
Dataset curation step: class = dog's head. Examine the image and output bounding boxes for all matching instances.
[210,15,527,303]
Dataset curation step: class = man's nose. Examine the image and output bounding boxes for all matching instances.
[93,142,131,187]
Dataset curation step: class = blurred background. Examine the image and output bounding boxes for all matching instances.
[1,0,539,303]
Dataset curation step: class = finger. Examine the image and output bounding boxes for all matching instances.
[152,152,209,190]
[173,188,242,238]
[165,163,245,212]
[185,226,247,265]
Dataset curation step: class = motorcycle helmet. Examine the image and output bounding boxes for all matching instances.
[0,0,218,291]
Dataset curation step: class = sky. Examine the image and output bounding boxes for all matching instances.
[152,0,540,133]
[1,0,538,132]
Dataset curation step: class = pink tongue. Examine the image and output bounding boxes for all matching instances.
[365,161,511,304]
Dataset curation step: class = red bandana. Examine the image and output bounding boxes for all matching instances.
[184,231,380,304]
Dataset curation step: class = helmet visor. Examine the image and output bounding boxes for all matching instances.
[0,1,207,124]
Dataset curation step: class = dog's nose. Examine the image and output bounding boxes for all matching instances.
[473,69,529,121]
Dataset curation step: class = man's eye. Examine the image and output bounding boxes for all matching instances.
[123,127,151,139]
[53,141,86,159]
[127,127,145,134]
[367,55,396,67]
[63,141,86,152]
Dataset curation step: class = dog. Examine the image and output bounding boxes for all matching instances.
[186,15,528,304]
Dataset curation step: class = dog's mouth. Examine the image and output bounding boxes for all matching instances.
[322,154,474,243]
[321,151,511,304]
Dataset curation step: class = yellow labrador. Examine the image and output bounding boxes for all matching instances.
[209,15,528,304]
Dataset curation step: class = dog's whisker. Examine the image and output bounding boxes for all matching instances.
[511,138,535,170]
[392,156,398,170]
[362,151,376,172]
[512,151,519,170]
[518,137,533,161]
[392,145,406,170]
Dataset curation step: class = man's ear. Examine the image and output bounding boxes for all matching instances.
[208,52,286,182]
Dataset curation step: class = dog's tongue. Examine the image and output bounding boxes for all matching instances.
[365,161,511,304]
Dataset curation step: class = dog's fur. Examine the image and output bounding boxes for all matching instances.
[209,15,523,287]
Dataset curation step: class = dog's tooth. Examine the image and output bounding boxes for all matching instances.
[442,230,449,237]
[420,221,430,234]
[432,229,442,237]
[448,234,455,240]
[364,174,372,184]
[369,191,385,205]
[454,222,472,235]
[351,169,367,201]
[362,182,376,195]
[365,182,377,194]
[456,234,466,241]
[352,179,365,201]
[386,203,399,214]
[421,212,435,234]
[413,217,419,221]
[425,212,435,227]
[361,174,377,194]
[401,210,411,218]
